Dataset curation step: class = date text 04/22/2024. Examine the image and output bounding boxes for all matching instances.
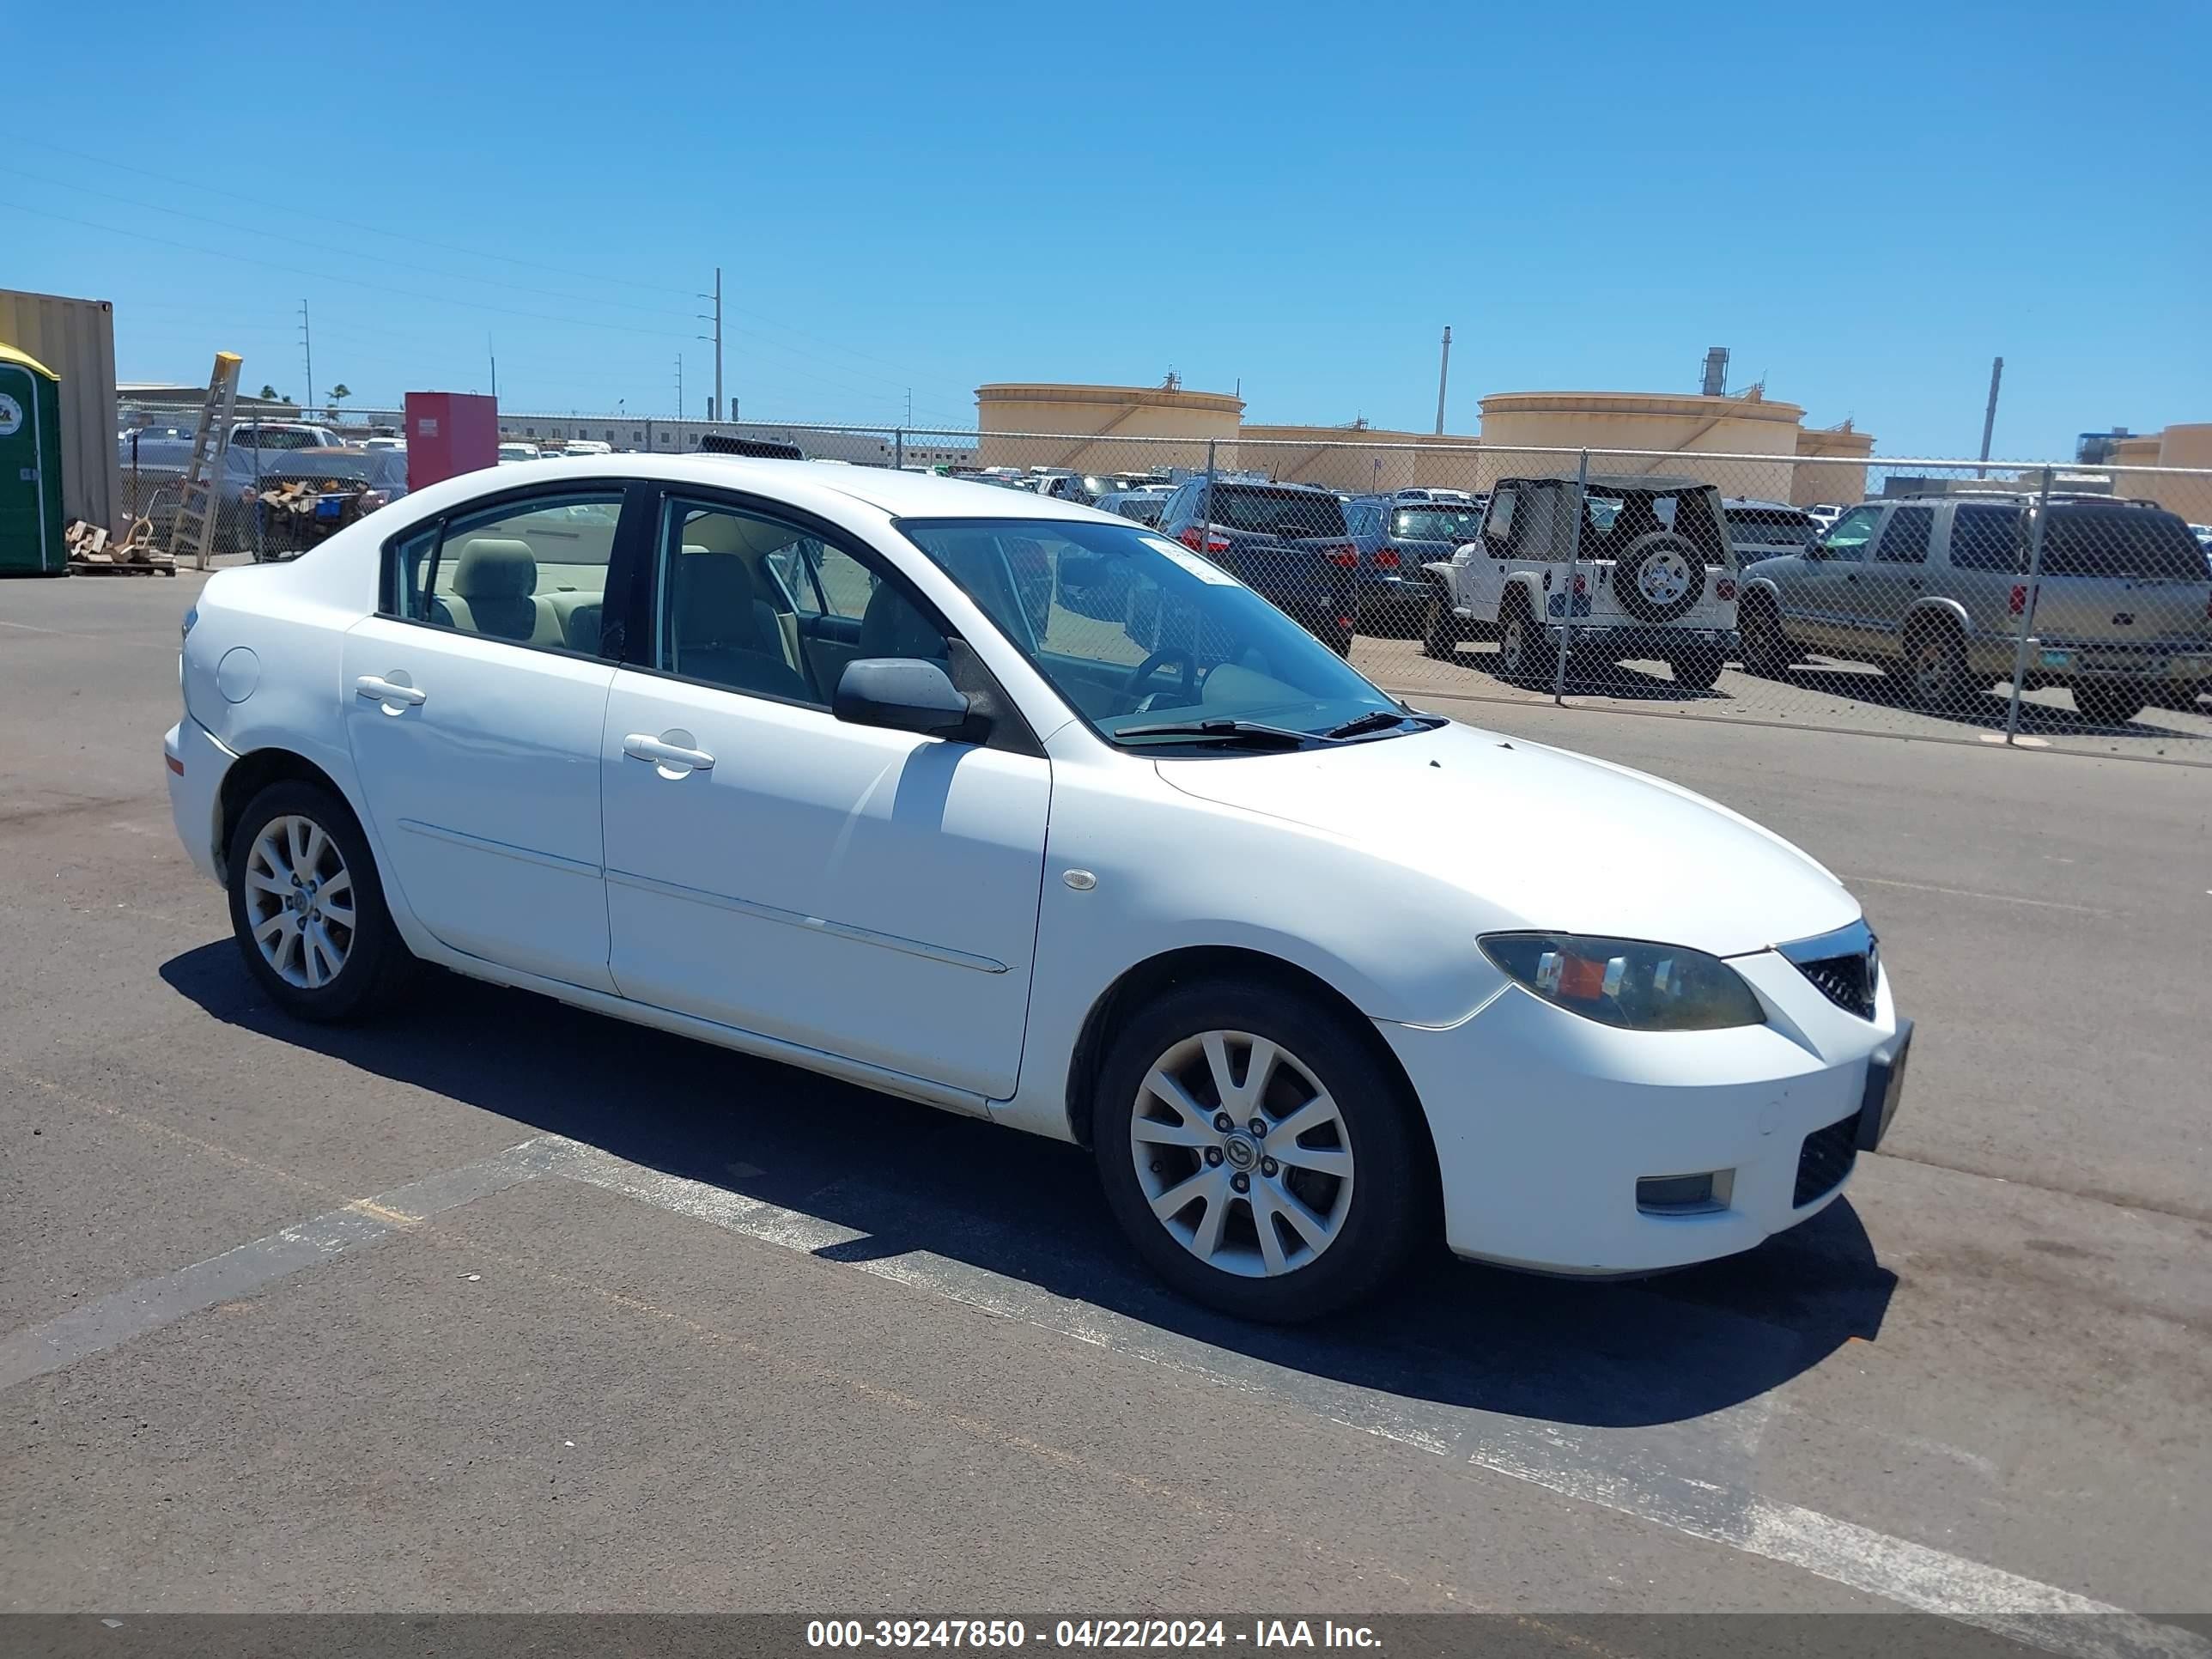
[805,1620,1382,1650]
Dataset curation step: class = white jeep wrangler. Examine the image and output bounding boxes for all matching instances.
[1419,474,1741,690]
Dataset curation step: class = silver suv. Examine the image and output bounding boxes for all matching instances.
[1738,494,2212,726]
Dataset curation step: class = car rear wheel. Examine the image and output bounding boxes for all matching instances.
[1093,978,1428,1322]
[1890,620,1972,710]
[1669,647,1724,691]
[1493,596,1546,685]
[226,780,410,1022]
[2072,682,2146,726]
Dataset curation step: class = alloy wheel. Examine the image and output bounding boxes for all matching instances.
[241,814,356,990]
[1129,1030,1355,1279]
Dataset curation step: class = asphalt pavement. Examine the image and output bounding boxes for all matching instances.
[2,569,2207,1650]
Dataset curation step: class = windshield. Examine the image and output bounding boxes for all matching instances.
[1202,487,1348,539]
[1391,507,1486,544]
[898,517,1407,749]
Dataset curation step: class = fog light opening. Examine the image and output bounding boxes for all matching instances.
[1637,1170,1733,1216]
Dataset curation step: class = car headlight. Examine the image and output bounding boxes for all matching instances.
[1479,933,1765,1031]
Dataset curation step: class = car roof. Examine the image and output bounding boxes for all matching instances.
[1721,497,1805,513]
[441,453,1115,525]
[1506,473,1714,494]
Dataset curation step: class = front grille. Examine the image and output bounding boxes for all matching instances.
[1778,920,1879,1020]
[1794,952,1875,1019]
[1794,1111,1859,1207]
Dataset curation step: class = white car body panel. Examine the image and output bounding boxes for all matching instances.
[167,455,1903,1279]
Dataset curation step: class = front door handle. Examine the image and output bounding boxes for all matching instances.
[623,732,715,773]
[356,674,427,707]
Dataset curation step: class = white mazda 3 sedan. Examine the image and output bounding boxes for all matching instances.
[165,457,1909,1322]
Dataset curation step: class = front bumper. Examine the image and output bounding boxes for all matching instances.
[164,718,239,884]
[1377,947,1901,1274]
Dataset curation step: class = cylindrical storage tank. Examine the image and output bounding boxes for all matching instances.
[1475,391,1804,500]
[0,344,68,574]
[975,383,1242,476]
[1235,426,1481,495]
[1792,423,1875,507]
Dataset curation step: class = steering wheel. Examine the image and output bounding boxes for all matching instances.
[1121,647,1197,709]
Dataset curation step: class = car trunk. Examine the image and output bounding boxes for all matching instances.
[2025,510,2212,649]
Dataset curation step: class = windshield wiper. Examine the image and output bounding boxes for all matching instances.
[1111,718,1323,749]
[1322,709,1435,740]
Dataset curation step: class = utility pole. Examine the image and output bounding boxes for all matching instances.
[906,388,913,426]
[698,269,723,422]
[298,300,314,416]
[1434,325,1453,435]
[488,334,498,402]
[1978,356,2004,477]
[674,356,684,422]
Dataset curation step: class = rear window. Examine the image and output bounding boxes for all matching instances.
[2038,508,2208,580]
[1205,487,1347,538]
[234,426,324,450]
[1392,507,1486,544]
[1726,507,1816,547]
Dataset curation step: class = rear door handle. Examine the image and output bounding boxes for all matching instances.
[355,675,427,706]
[623,732,715,772]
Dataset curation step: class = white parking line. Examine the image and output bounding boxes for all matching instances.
[541,1136,2205,1659]
[0,1137,562,1393]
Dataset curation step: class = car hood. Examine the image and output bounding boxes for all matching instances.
[1153,720,1857,957]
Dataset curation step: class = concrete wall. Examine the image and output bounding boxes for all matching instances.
[975,383,1242,472]
[1791,424,1875,507]
[1474,391,1806,498]
[2114,424,2212,521]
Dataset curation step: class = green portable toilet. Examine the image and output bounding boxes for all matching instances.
[0,343,68,575]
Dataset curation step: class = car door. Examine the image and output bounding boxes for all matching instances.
[599,490,1051,1100]
[1797,504,1883,657]
[1863,504,1936,652]
[340,484,633,992]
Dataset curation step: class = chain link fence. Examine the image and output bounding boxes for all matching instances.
[111,393,2212,761]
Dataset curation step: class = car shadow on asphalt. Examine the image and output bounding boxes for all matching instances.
[1776,662,2210,738]
[162,941,1895,1432]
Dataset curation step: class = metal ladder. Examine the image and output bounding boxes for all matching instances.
[171,352,243,571]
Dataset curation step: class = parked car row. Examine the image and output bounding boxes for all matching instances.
[117,425,411,560]
[1403,482,2210,723]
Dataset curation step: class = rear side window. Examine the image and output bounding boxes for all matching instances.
[1875,507,1935,563]
[388,492,623,656]
[1948,505,2023,571]
[2038,509,2207,580]
[1483,489,1518,553]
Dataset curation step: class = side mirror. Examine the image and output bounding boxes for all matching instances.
[833,657,977,739]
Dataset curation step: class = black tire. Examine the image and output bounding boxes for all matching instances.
[1669,647,1724,691]
[1888,618,1972,710]
[1739,592,1794,678]
[1493,594,1546,686]
[1093,977,1430,1322]
[2072,682,2146,726]
[225,780,411,1022]
[1610,533,1705,624]
[1419,586,1461,659]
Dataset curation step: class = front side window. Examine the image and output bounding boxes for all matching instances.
[899,517,1413,750]
[1820,505,1883,562]
[1874,506,1935,563]
[390,490,622,655]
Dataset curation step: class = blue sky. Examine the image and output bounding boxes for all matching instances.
[7,1,2207,459]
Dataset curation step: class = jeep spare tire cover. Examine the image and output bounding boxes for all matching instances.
[1611,532,1705,624]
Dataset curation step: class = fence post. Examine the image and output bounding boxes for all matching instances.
[1202,439,1217,532]
[246,425,263,567]
[1551,449,1589,703]
[2001,465,2054,745]
[893,428,904,471]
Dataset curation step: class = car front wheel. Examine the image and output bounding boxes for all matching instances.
[226,780,410,1022]
[1093,978,1429,1322]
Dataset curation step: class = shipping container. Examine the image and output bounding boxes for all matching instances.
[0,289,121,535]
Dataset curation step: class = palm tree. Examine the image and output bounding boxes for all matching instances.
[328,384,351,408]
[258,384,281,401]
